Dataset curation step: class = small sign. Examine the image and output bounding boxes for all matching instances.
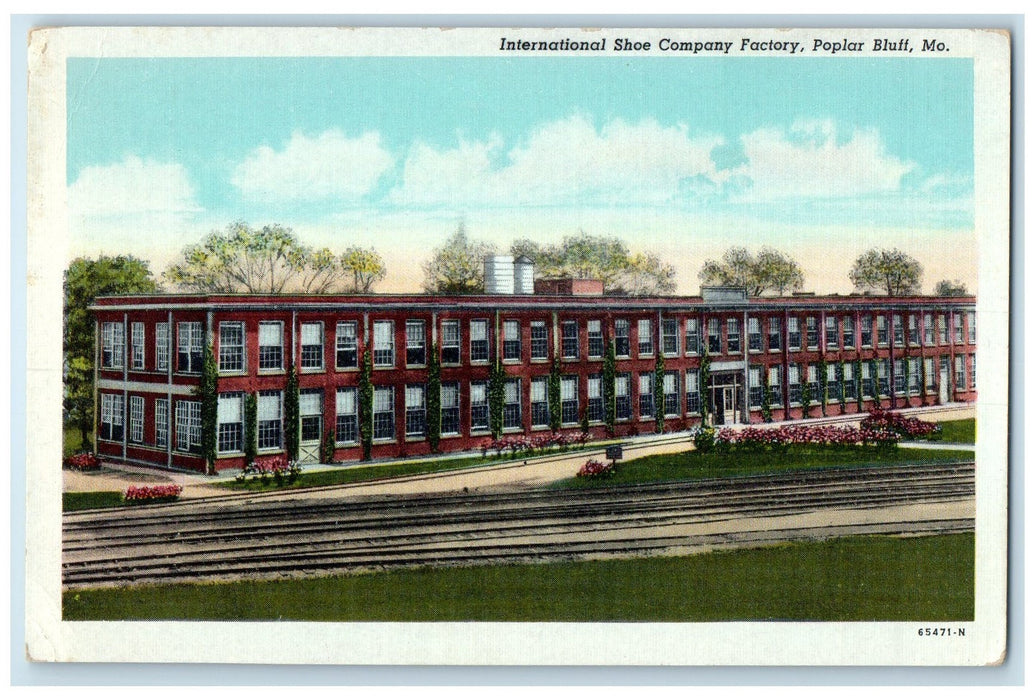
[605,445,623,461]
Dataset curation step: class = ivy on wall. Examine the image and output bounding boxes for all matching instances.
[760,369,772,423]
[244,392,257,466]
[358,350,373,461]
[427,341,441,452]
[548,358,562,432]
[489,360,506,439]
[653,353,665,434]
[854,358,864,412]
[198,342,219,474]
[799,362,812,418]
[816,357,828,417]
[602,339,616,436]
[837,360,847,412]
[284,362,300,462]
[699,347,711,427]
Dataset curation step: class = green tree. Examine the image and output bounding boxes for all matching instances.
[197,342,219,474]
[244,393,258,466]
[63,255,160,450]
[848,248,923,296]
[284,363,300,461]
[422,223,498,294]
[340,245,388,292]
[427,342,442,452]
[602,339,617,436]
[358,351,373,461]
[698,246,804,296]
[934,279,969,296]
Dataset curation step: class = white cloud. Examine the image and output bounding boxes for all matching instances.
[730,119,915,202]
[231,130,394,202]
[68,155,200,217]
[390,114,721,207]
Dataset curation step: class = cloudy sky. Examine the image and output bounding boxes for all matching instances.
[67,56,975,294]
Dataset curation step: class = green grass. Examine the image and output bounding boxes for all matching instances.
[63,491,124,511]
[938,418,976,444]
[62,533,974,621]
[553,445,976,489]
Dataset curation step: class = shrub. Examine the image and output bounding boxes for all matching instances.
[64,452,101,471]
[236,455,303,486]
[860,409,939,440]
[577,459,616,479]
[124,484,182,503]
[690,426,716,453]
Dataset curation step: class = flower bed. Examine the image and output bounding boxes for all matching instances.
[481,432,591,459]
[63,452,101,471]
[576,459,616,479]
[712,423,901,453]
[860,409,941,440]
[235,455,303,486]
[124,484,183,503]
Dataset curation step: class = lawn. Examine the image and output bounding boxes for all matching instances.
[938,418,976,444]
[63,491,125,512]
[62,533,974,622]
[553,445,976,489]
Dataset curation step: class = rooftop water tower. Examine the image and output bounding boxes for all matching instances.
[483,255,515,295]
[514,255,534,294]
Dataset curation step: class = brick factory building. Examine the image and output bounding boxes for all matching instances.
[89,261,977,473]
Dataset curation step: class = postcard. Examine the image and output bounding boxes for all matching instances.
[25,25,1009,665]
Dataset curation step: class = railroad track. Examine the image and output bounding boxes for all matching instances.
[63,462,974,589]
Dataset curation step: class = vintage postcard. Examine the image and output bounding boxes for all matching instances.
[25,26,1010,666]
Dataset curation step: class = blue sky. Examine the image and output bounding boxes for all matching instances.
[66,56,976,293]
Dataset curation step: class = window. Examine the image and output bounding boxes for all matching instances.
[685,371,700,414]
[587,375,603,422]
[562,320,579,359]
[470,382,489,432]
[938,314,948,344]
[726,318,741,353]
[954,355,966,390]
[259,391,283,449]
[441,320,461,364]
[970,354,977,390]
[807,364,821,401]
[588,320,604,358]
[101,322,124,369]
[373,320,395,368]
[861,362,873,398]
[806,316,819,349]
[748,366,763,408]
[908,314,919,346]
[406,320,426,366]
[155,323,170,372]
[893,314,904,347]
[470,320,489,363]
[842,316,854,349]
[335,388,358,444]
[924,314,935,345]
[924,357,936,391]
[154,398,169,448]
[99,394,124,442]
[373,387,395,440]
[788,364,801,405]
[662,319,679,356]
[260,321,284,371]
[953,313,964,343]
[827,363,839,399]
[843,363,856,399]
[878,359,890,396]
[503,379,522,430]
[748,317,762,352]
[299,390,323,443]
[769,366,783,406]
[894,359,907,395]
[219,322,245,372]
[908,358,920,394]
[685,318,700,355]
[531,321,549,360]
[967,311,976,344]
[787,317,801,351]
[129,395,144,443]
[768,317,782,352]
[615,373,632,420]
[531,377,549,428]
[860,315,873,347]
[503,320,521,361]
[300,322,324,370]
[177,322,203,373]
[876,315,889,346]
[334,321,357,369]
[175,399,201,452]
[825,316,838,350]
[663,371,680,417]
[638,319,654,356]
[615,319,631,357]
[707,318,721,354]
[638,372,654,419]
[561,376,579,424]
[441,382,460,436]
[405,384,426,437]
[217,393,244,453]
[131,323,145,370]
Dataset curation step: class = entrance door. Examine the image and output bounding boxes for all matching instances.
[723,386,737,425]
[298,389,323,464]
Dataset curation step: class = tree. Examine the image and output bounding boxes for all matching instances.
[512,232,676,296]
[848,248,923,296]
[63,256,160,449]
[698,246,804,296]
[297,247,339,294]
[341,246,387,293]
[934,279,969,296]
[422,223,497,294]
